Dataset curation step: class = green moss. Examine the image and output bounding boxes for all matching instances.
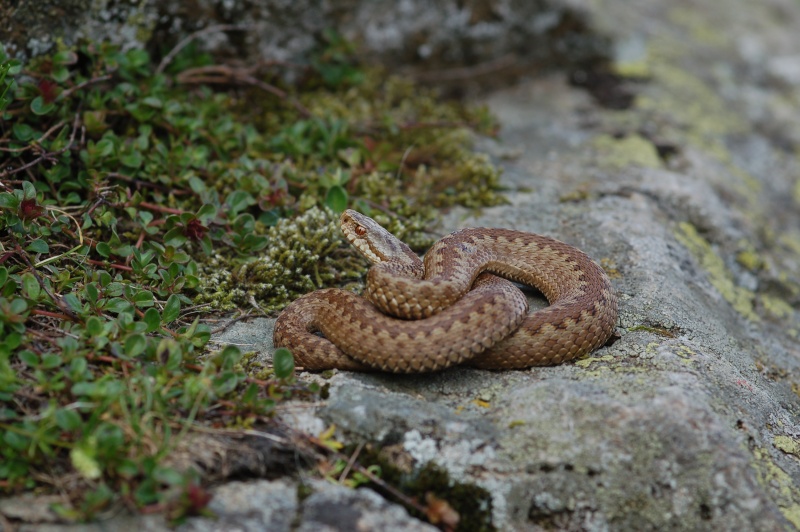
[674,222,759,322]
[592,134,662,169]
[195,207,365,312]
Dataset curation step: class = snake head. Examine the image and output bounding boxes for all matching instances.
[340,209,418,266]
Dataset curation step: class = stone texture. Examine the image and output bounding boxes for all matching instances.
[297,481,438,532]
[1,0,608,89]
[259,0,800,529]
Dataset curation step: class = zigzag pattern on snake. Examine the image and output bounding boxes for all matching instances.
[273,210,618,373]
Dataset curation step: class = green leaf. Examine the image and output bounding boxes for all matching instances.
[120,149,142,169]
[163,227,188,248]
[196,204,216,220]
[12,123,35,141]
[41,353,62,369]
[132,289,154,308]
[53,50,78,65]
[324,185,348,213]
[26,239,49,254]
[153,466,183,486]
[95,242,111,258]
[226,190,255,215]
[84,282,99,304]
[143,308,161,333]
[124,333,147,357]
[10,298,28,314]
[162,294,180,324]
[4,430,29,451]
[30,95,55,115]
[104,297,133,314]
[85,316,104,336]
[273,347,295,379]
[22,181,36,199]
[212,370,240,394]
[18,350,39,366]
[62,293,81,312]
[51,66,70,83]
[259,210,280,226]
[0,192,19,209]
[20,272,39,300]
[55,409,82,431]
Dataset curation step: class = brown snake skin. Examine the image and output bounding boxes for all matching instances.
[273,210,618,373]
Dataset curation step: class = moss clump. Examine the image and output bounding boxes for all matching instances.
[195,207,364,312]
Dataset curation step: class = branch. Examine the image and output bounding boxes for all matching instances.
[57,75,113,101]
[156,24,252,75]
[0,113,80,178]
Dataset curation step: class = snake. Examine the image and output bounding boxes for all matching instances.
[273,210,618,373]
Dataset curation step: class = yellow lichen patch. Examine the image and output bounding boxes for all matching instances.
[667,7,732,48]
[735,240,765,272]
[575,354,615,368]
[759,295,794,321]
[752,447,800,528]
[592,134,663,170]
[773,436,800,458]
[599,257,622,279]
[674,222,759,322]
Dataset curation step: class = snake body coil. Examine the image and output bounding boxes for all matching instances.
[273,210,618,373]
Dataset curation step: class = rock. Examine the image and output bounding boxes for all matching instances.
[262,0,800,529]
[297,481,438,532]
[1,0,609,89]
[181,479,298,532]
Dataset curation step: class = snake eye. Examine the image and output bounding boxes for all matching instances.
[355,225,367,236]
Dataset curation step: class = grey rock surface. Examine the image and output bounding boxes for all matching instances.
[255,0,799,529]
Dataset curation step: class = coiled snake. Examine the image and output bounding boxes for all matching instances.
[273,210,618,373]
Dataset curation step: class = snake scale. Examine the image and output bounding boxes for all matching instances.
[273,210,618,373]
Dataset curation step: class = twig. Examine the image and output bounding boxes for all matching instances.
[411,53,518,83]
[56,74,113,101]
[209,311,270,335]
[86,259,133,272]
[0,113,80,178]
[176,64,311,118]
[14,243,80,321]
[156,24,252,75]
[0,120,66,152]
[338,441,365,484]
[106,172,192,195]
[136,201,185,215]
